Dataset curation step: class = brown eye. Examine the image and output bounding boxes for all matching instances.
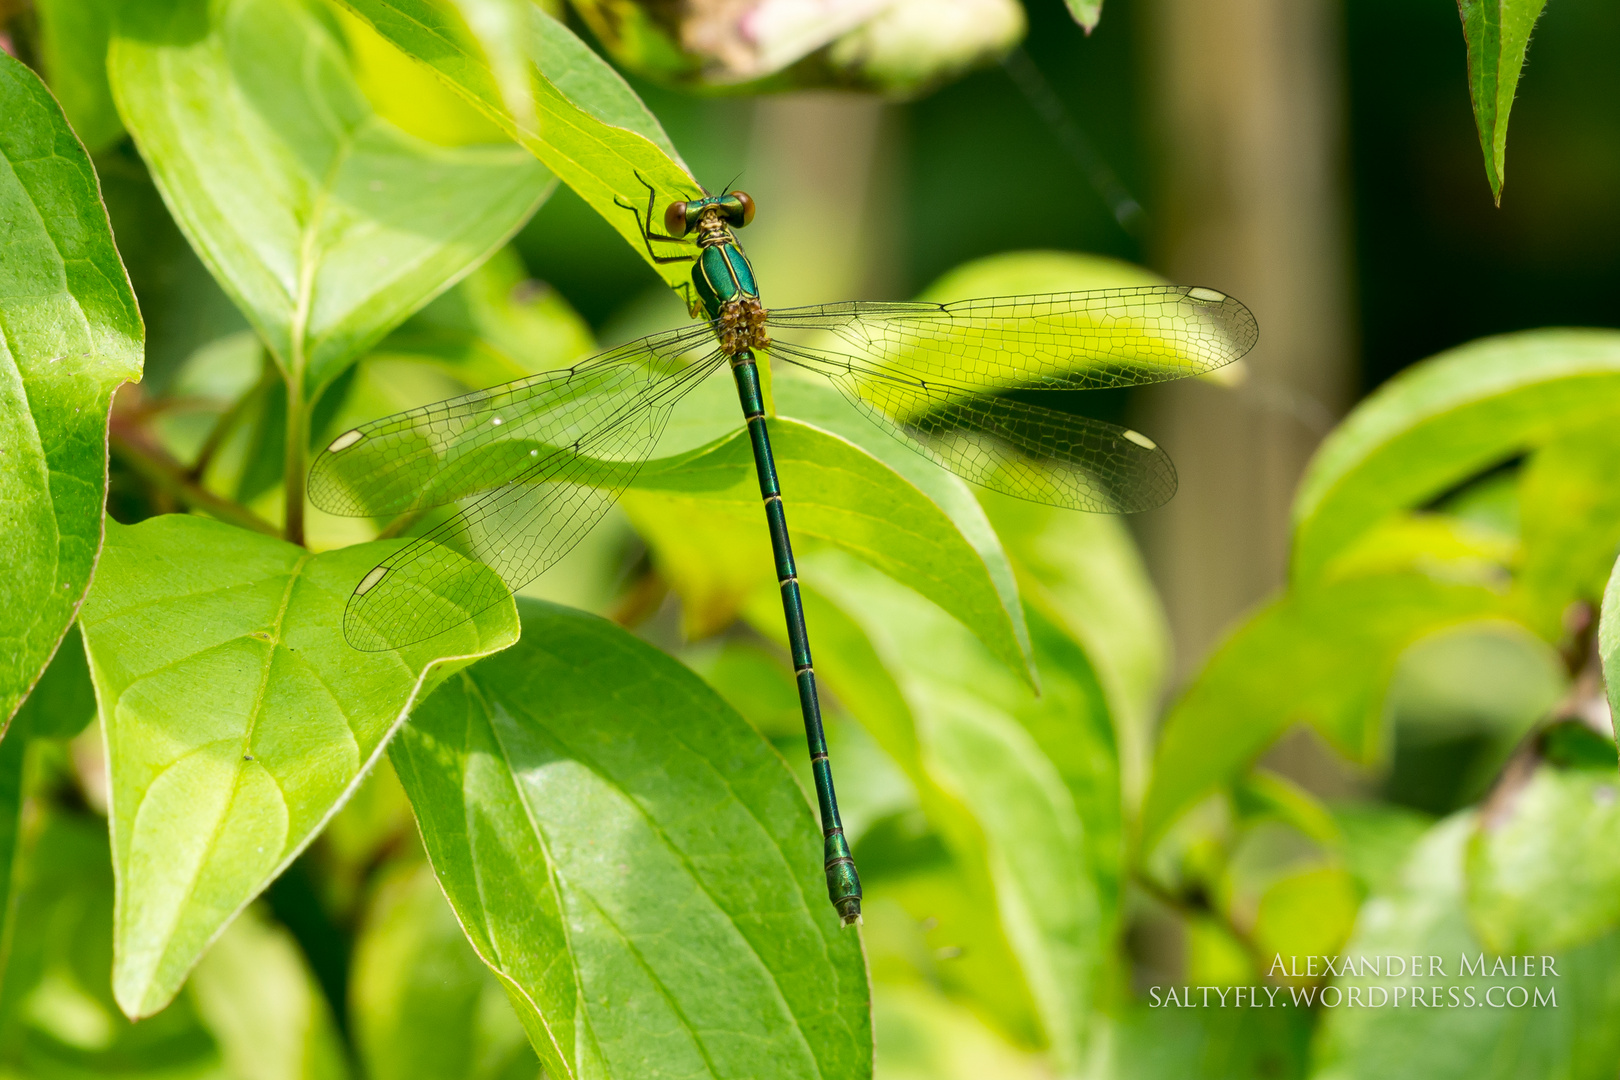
[664,201,689,237]
[731,191,755,227]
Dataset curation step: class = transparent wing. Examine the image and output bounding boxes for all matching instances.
[769,339,1175,513]
[308,320,722,518]
[765,286,1257,406]
[309,328,727,652]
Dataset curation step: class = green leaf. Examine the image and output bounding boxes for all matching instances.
[391,598,871,1080]
[1291,329,1620,586]
[351,860,537,1080]
[108,0,553,396]
[33,0,126,153]
[338,0,702,296]
[1465,766,1620,955]
[1315,814,1620,1079]
[793,552,1118,1072]
[1516,419,1620,637]
[752,585,1045,1048]
[1456,0,1550,204]
[872,982,1047,1080]
[1141,575,1507,849]
[0,812,226,1077]
[979,490,1169,799]
[629,399,1036,683]
[11,624,97,740]
[1062,0,1103,33]
[79,514,518,1019]
[0,54,144,730]
[1605,555,1620,741]
[188,907,350,1080]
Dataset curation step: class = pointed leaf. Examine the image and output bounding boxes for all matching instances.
[337,0,703,295]
[1292,329,1620,586]
[391,599,872,1080]
[108,0,553,395]
[1456,0,1549,202]
[0,54,143,729]
[1063,0,1103,33]
[79,514,518,1018]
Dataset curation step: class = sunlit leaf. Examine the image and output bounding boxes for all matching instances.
[630,399,1036,682]
[1141,575,1507,848]
[1604,555,1620,744]
[1291,329,1620,586]
[788,552,1118,1072]
[0,54,143,730]
[108,0,553,396]
[392,599,871,1080]
[79,514,518,1018]
[337,0,702,295]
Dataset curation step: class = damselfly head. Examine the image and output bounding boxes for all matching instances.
[669,192,755,237]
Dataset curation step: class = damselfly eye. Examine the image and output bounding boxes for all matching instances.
[728,191,755,227]
[664,201,689,237]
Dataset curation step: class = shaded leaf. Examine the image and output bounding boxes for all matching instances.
[1456,0,1550,203]
[1291,330,1620,586]
[351,861,537,1080]
[80,515,518,1018]
[0,54,143,729]
[1142,575,1507,849]
[392,598,871,1080]
[338,0,702,295]
[11,625,97,740]
[33,0,126,153]
[108,0,553,396]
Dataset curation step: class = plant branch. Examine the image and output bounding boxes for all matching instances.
[188,353,276,482]
[110,430,278,537]
[284,370,308,547]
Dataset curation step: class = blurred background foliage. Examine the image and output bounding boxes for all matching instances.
[3,0,1620,1077]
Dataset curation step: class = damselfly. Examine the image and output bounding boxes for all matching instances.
[307,180,1257,926]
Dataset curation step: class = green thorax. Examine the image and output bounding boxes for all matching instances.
[685,201,760,322]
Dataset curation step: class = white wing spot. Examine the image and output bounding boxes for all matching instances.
[1123,429,1157,449]
[492,417,503,426]
[1187,287,1226,303]
[530,449,539,456]
[328,429,364,453]
[356,566,389,596]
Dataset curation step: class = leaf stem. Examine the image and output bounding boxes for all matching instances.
[284,371,308,547]
[188,353,276,482]
[109,431,278,537]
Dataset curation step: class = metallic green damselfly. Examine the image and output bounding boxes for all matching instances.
[307,181,1257,926]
